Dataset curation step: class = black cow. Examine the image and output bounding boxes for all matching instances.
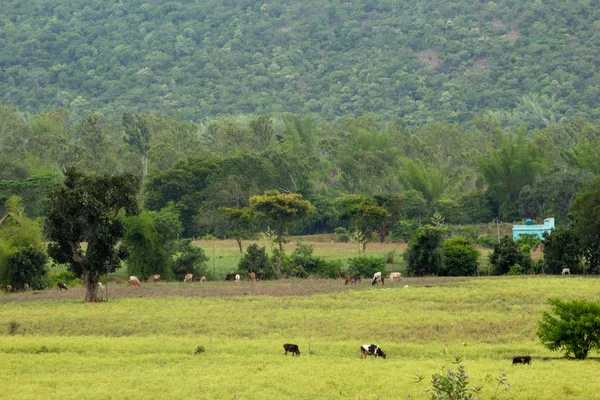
[512,356,531,365]
[283,343,300,356]
[360,344,386,359]
[225,273,237,281]
[57,282,68,291]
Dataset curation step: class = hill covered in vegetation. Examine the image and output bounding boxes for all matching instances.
[2,0,599,126]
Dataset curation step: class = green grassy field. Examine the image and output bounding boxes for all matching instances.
[1,276,599,399]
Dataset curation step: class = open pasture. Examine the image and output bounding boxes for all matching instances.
[1,276,599,399]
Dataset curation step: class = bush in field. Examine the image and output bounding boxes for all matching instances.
[347,255,386,278]
[537,298,600,360]
[285,243,342,278]
[0,246,48,290]
[48,270,82,288]
[442,237,479,276]
[416,354,510,399]
[334,227,350,243]
[542,226,581,274]
[507,264,524,275]
[404,225,444,276]
[238,244,276,279]
[170,239,209,281]
[488,236,531,275]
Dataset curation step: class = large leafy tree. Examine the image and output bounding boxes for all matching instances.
[479,130,545,220]
[335,195,390,248]
[569,177,600,274]
[542,226,581,274]
[250,190,313,274]
[46,168,141,302]
[488,236,532,275]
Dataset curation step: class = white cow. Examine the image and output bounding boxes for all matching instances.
[561,268,571,275]
[389,272,402,282]
[129,276,140,283]
[235,274,241,283]
[371,272,384,286]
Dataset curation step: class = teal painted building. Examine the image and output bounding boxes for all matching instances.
[512,218,555,240]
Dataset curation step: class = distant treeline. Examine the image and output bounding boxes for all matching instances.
[1,105,598,238]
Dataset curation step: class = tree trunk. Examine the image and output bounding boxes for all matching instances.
[83,270,99,302]
[236,237,243,253]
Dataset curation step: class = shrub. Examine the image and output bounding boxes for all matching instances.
[507,264,524,275]
[404,225,444,276]
[334,227,350,243]
[285,243,340,278]
[488,236,531,275]
[194,345,206,355]
[170,239,209,280]
[347,255,386,278]
[0,246,49,290]
[238,244,276,279]
[416,354,510,399]
[542,226,581,274]
[537,298,600,360]
[48,270,83,288]
[442,237,479,276]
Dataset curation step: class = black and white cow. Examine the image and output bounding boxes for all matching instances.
[360,344,386,359]
[57,282,69,291]
[371,272,384,286]
[283,343,300,356]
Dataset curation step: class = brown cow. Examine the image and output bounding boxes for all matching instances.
[184,273,193,282]
[337,271,346,279]
[127,279,141,287]
[200,276,206,282]
[248,272,256,282]
[149,274,161,282]
[345,275,361,285]
[6,284,13,292]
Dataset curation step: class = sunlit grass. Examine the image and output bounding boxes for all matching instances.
[1,276,600,399]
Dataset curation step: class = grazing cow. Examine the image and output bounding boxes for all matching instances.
[283,343,301,356]
[248,272,256,282]
[225,273,237,281]
[200,276,206,282]
[6,284,13,292]
[184,273,193,282]
[23,283,30,291]
[235,274,241,283]
[360,344,386,359]
[371,272,384,286]
[129,276,140,282]
[345,275,354,285]
[127,279,141,287]
[561,268,571,275]
[57,282,68,291]
[337,271,346,279]
[149,274,161,282]
[512,356,531,365]
[389,272,402,282]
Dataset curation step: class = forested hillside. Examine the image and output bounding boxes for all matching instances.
[2,0,600,126]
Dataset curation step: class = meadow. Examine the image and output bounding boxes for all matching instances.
[1,275,599,400]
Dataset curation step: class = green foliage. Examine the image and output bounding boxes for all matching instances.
[442,237,479,276]
[488,236,532,276]
[392,219,420,242]
[46,167,141,302]
[47,270,81,288]
[507,264,524,275]
[347,255,386,278]
[237,244,276,280]
[194,346,206,355]
[537,299,600,360]
[170,240,209,281]
[0,246,48,290]
[542,226,581,274]
[250,190,314,256]
[334,227,350,243]
[404,225,444,276]
[569,177,600,274]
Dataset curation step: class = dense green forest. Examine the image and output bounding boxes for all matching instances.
[1,105,599,238]
[2,0,600,126]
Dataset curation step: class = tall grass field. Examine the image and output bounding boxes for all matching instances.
[1,276,599,399]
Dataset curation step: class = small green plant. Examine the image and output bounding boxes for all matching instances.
[416,353,510,399]
[35,346,49,354]
[194,345,206,355]
[334,227,350,243]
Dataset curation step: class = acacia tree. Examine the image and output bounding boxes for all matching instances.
[46,168,140,302]
[250,190,313,274]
